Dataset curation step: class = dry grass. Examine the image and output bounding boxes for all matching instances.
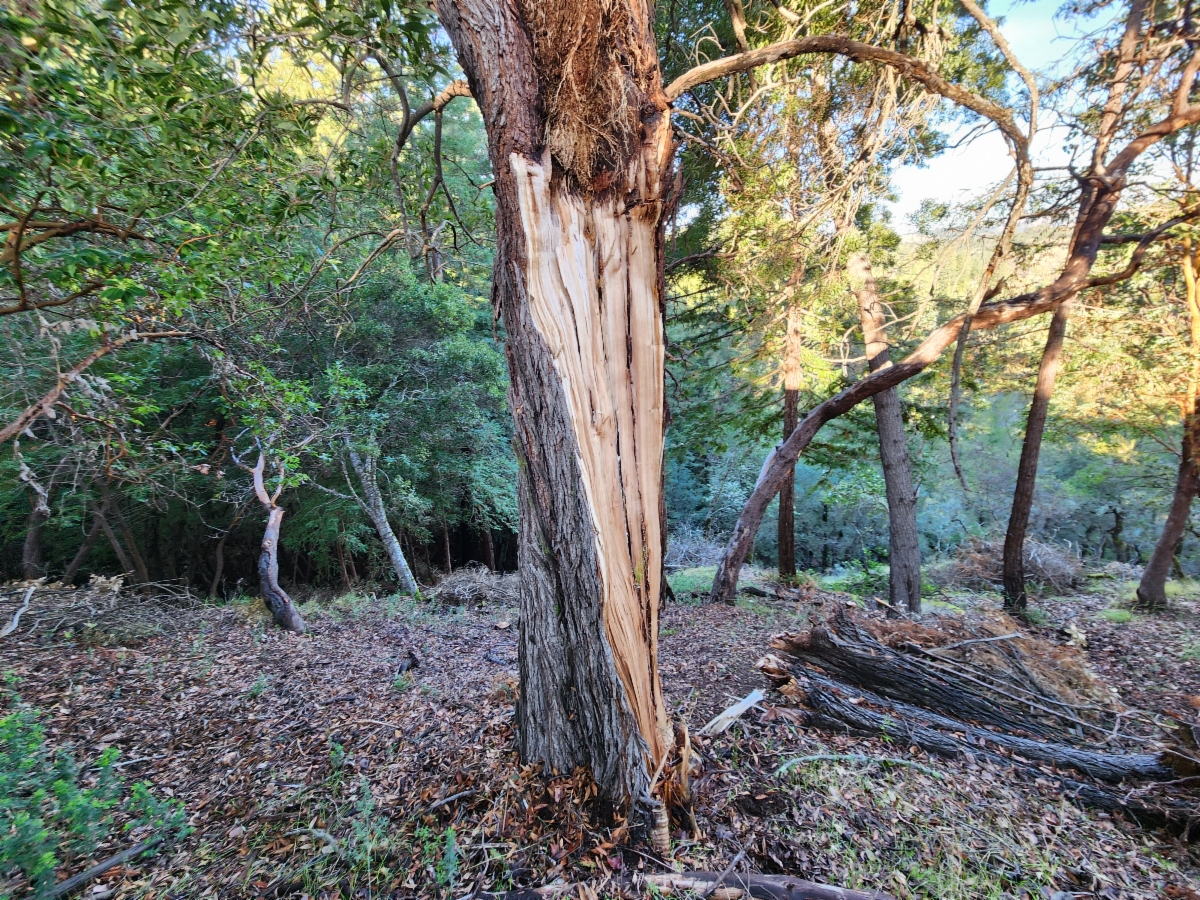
[429,565,518,606]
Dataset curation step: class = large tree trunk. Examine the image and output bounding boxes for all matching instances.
[777,306,802,579]
[1002,299,1072,610]
[849,252,921,614]
[435,0,674,813]
[1138,240,1200,609]
[348,450,419,595]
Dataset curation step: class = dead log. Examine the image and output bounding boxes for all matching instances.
[497,872,894,900]
[771,609,1115,741]
[774,671,1193,834]
[790,669,1172,782]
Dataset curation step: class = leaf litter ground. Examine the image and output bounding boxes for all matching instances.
[0,578,1197,899]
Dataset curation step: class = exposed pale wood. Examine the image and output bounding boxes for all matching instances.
[510,153,671,765]
[0,586,34,640]
[697,689,764,736]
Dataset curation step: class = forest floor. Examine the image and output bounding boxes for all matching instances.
[1,571,1198,900]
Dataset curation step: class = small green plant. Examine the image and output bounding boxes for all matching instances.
[392,673,414,692]
[248,675,272,698]
[1021,608,1052,626]
[0,680,187,897]
[1181,642,1200,662]
[1100,608,1133,624]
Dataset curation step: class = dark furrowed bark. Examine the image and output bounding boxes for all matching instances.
[435,0,674,814]
[851,252,920,614]
[1002,300,1072,610]
[1137,444,1200,608]
[777,388,798,579]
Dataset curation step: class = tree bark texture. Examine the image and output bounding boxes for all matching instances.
[435,0,674,808]
[1139,240,1200,608]
[777,305,802,579]
[1138,450,1200,608]
[1002,299,1072,610]
[349,450,419,595]
[849,252,921,614]
[248,453,306,634]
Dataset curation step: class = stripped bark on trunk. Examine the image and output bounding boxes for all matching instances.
[1002,300,1072,610]
[849,252,921,614]
[435,0,674,813]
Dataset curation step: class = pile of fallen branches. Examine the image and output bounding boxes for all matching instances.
[759,607,1200,836]
[0,577,204,645]
[932,537,1083,593]
[430,565,518,605]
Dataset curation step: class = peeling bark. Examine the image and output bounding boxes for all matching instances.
[247,453,306,634]
[435,0,674,811]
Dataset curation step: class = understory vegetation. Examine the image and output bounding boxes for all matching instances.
[4,0,1200,897]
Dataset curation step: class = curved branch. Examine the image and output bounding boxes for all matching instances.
[665,35,1027,159]
[395,80,472,153]
[0,331,191,445]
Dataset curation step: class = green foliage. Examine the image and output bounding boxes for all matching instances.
[0,681,186,897]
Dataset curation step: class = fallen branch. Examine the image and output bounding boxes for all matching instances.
[0,585,34,639]
[38,837,162,899]
[698,689,764,736]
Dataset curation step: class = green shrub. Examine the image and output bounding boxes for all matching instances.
[0,682,188,897]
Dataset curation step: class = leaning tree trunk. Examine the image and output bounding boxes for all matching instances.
[849,252,921,614]
[435,0,674,814]
[348,449,419,596]
[1138,240,1200,609]
[1138,445,1200,608]
[778,305,803,579]
[248,453,306,634]
[1002,299,1072,610]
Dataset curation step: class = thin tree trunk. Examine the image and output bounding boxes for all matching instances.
[849,252,921,614]
[22,486,49,580]
[436,0,675,815]
[247,453,306,634]
[209,500,249,599]
[777,306,802,580]
[114,506,151,586]
[336,541,351,590]
[482,526,496,571]
[63,518,102,584]
[348,450,419,595]
[1002,299,1073,610]
[94,501,134,579]
[1139,239,1200,608]
[442,521,452,574]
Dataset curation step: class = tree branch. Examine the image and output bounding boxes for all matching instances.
[0,331,191,445]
